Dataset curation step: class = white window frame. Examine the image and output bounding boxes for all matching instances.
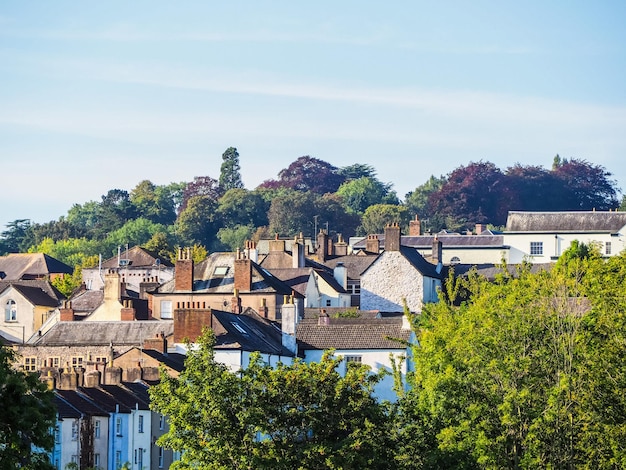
[94,419,101,438]
[115,450,122,469]
[138,414,144,433]
[158,446,164,468]
[530,241,543,256]
[24,356,37,372]
[5,299,16,322]
[160,300,173,319]
[71,420,79,440]
[116,417,122,436]
[606,241,612,255]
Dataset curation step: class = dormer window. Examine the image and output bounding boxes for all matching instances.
[4,300,16,322]
[213,266,229,277]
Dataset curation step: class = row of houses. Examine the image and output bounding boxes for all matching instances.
[1,210,625,469]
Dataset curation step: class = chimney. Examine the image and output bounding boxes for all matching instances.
[143,332,168,354]
[245,240,259,263]
[333,262,348,290]
[384,223,401,252]
[139,277,160,300]
[84,370,102,388]
[175,248,194,292]
[281,295,297,355]
[292,237,305,268]
[318,309,330,326]
[317,230,328,262]
[269,233,286,253]
[59,300,74,321]
[432,236,443,266]
[365,235,379,254]
[121,299,136,321]
[104,269,122,301]
[231,289,242,314]
[409,215,421,236]
[234,251,252,292]
[475,223,487,235]
[334,234,348,256]
[258,298,269,318]
[173,306,220,344]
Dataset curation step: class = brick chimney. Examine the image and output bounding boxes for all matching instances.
[143,332,168,354]
[384,223,401,252]
[365,235,379,254]
[258,297,269,318]
[317,230,328,262]
[231,288,242,314]
[175,248,194,292]
[59,300,74,321]
[245,240,259,263]
[409,215,421,236]
[173,306,225,343]
[334,234,348,256]
[120,299,136,321]
[475,223,487,235]
[104,270,122,302]
[318,309,330,326]
[234,250,252,292]
[139,276,160,300]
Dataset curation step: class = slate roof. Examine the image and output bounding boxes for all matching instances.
[53,394,83,419]
[211,308,292,356]
[323,255,378,280]
[0,280,65,306]
[67,289,104,314]
[352,233,505,250]
[34,320,174,347]
[55,389,109,417]
[452,263,554,281]
[267,268,312,296]
[297,316,410,350]
[505,211,626,233]
[101,245,174,268]
[157,252,300,297]
[0,253,73,280]
[140,349,186,373]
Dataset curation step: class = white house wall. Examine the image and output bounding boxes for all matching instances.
[0,286,37,343]
[361,252,425,313]
[302,349,408,403]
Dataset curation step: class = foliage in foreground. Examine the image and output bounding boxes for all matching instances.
[149,330,395,470]
[397,246,626,469]
[0,346,56,470]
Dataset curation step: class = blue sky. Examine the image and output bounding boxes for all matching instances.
[2,1,625,225]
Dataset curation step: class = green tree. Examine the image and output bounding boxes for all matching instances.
[150,330,395,470]
[175,196,218,248]
[130,180,178,225]
[217,225,255,251]
[360,204,409,235]
[0,346,56,469]
[0,219,32,254]
[215,188,269,229]
[337,177,398,215]
[218,147,244,193]
[404,175,445,222]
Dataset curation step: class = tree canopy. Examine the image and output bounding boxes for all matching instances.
[149,330,395,470]
[0,346,56,469]
[218,147,244,193]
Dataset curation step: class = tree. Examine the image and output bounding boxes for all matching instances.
[505,164,564,211]
[176,196,218,248]
[338,163,378,180]
[180,176,220,214]
[360,204,409,235]
[427,161,513,228]
[149,330,395,470]
[217,225,255,251]
[93,189,137,239]
[399,246,626,469]
[258,156,346,195]
[0,219,32,254]
[337,177,398,215]
[218,147,244,193]
[0,346,56,469]
[215,188,269,230]
[130,180,178,225]
[267,190,318,237]
[551,157,619,210]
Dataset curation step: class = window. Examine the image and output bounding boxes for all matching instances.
[94,453,100,468]
[344,355,362,363]
[115,417,122,436]
[115,450,122,469]
[94,419,101,438]
[71,356,83,368]
[54,425,60,444]
[159,446,164,468]
[4,299,16,322]
[47,357,60,368]
[160,300,173,319]
[213,266,229,276]
[450,256,461,265]
[71,455,78,464]
[530,241,543,256]
[138,415,144,433]
[71,420,79,440]
[94,356,108,364]
[24,357,37,372]
[138,448,144,468]
[159,414,164,430]
[606,241,612,255]
[326,299,332,307]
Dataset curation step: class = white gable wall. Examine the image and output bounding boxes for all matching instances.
[361,252,425,313]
